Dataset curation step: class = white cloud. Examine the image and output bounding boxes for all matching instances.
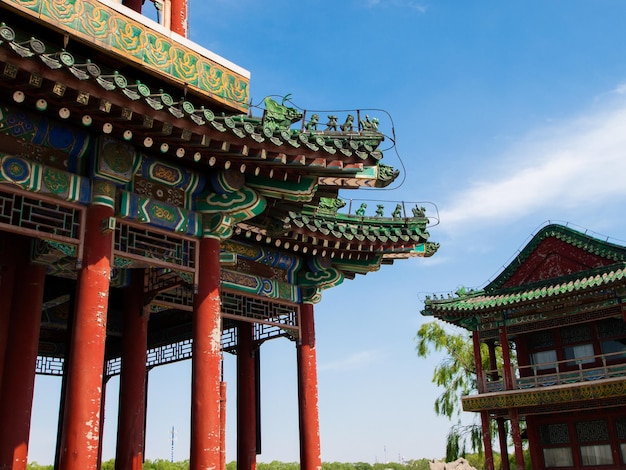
[319,350,382,372]
[439,96,626,232]
[613,83,626,95]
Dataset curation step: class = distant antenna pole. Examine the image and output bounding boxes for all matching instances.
[384,445,387,464]
[170,425,176,462]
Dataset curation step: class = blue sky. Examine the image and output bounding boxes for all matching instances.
[27,0,626,465]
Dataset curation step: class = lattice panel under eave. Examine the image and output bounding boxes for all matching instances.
[221,290,299,333]
[0,187,84,257]
[35,355,64,376]
[221,318,299,353]
[113,220,198,285]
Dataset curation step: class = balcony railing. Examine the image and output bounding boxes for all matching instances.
[481,350,626,393]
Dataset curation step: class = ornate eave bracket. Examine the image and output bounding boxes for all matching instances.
[196,185,266,240]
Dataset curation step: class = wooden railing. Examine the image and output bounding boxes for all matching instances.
[481,351,626,393]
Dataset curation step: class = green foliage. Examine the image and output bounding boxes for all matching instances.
[101,459,115,470]
[143,459,190,469]
[322,463,431,470]
[403,460,432,470]
[416,322,510,461]
[508,449,532,470]
[258,462,300,470]
[416,322,487,420]
[30,457,529,470]
[25,460,437,470]
[27,464,53,470]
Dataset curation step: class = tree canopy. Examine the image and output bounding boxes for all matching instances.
[415,321,498,461]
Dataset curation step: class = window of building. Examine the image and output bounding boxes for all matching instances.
[561,325,595,368]
[531,349,557,371]
[543,448,574,467]
[598,319,626,362]
[541,423,573,468]
[580,445,613,465]
[564,343,595,367]
[601,339,626,359]
[616,418,626,464]
[528,331,557,372]
[576,420,614,466]
[561,324,592,345]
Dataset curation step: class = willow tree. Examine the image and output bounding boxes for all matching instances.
[416,321,499,462]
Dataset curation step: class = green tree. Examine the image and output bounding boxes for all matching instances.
[101,459,115,470]
[27,463,53,470]
[403,459,431,470]
[415,321,495,462]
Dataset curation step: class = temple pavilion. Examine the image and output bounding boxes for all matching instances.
[422,224,626,470]
[0,1,439,469]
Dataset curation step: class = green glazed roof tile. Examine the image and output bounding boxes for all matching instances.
[424,264,626,314]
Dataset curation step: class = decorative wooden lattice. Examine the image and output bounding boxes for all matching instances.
[114,220,197,282]
[221,291,299,335]
[35,355,64,376]
[45,298,300,377]
[151,285,194,312]
[0,187,83,258]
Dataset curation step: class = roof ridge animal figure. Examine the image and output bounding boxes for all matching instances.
[340,114,354,132]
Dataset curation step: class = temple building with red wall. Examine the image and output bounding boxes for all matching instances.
[0,1,439,469]
[422,224,626,470]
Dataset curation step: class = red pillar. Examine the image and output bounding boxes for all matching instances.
[479,411,494,470]
[0,241,46,470]
[170,0,188,36]
[297,303,322,470]
[510,410,525,470]
[496,418,510,470]
[473,332,494,470]
[116,270,148,470]
[190,237,221,470]
[526,416,542,468]
[472,332,485,393]
[0,234,17,391]
[58,204,114,470]
[499,326,514,390]
[237,321,256,470]
[487,340,498,380]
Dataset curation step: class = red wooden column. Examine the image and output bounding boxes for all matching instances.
[479,411,495,470]
[237,321,257,470]
[0,234,17,391]
[0,240,46,470]
[297,303,322,470]
[116,270,148,470]
[526,417,542,468]
[499,326,514,390]
[487,340,498,380]
[190,236,221,470]
[58,201,114,470]
[472,332,485,393]
[170,0,188,36]
[490,337,509,470]
[496,418,510,470]
[509,409,525,470]
[472,332,494,470]
[500,323,524,469]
